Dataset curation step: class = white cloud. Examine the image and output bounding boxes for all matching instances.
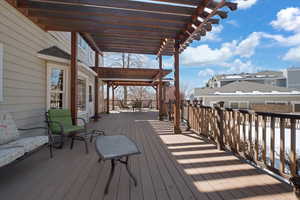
[226,20,239,27]
[271,7,300,33]
[198,68,215,78]
[221,59,261,74]
[283,46,300,62]
[233,0,258,10]
[202,25,223,42]
[181,32,262,66]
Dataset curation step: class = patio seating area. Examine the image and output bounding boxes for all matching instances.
[0,112,296,200]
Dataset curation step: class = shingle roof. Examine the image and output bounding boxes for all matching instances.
[37,46,70,60]
[195,81,300,96]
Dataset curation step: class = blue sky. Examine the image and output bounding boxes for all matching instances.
[162,0,300,90]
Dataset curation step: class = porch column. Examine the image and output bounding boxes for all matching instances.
[112,85,115,110]
[155,86,159,110]
[159,55,163,120]
[94,52,99,121]
[70,32,78,124]
[106,83,110,114]
[174,41,182,134]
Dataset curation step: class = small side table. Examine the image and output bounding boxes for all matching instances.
[95,135,141,194]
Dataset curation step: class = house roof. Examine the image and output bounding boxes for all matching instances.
[195,81,300,96]
[37,46,70,60]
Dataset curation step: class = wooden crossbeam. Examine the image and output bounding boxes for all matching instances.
[19,0,191,26]
[80,33,103,55]
[28,10,185,31]
[31,0,195,16]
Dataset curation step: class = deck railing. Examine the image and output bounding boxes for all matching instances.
[166,100,300,182]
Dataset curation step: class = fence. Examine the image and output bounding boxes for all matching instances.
[166,100,300,181]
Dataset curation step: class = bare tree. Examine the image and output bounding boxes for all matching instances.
[104,52,157,104]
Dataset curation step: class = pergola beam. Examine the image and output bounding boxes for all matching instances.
[18,0,191,23]
[27,0,195,16]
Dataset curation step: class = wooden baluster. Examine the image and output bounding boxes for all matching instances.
[280,118,285,174]
[290,118,297,177]
[248,113,253,159]
[262,116,267,165]
[186,101,190,131]
[237,112,241,153]
[233,111,238,152]
[255,115,259,162]
[242,113,247,156]
[197,105,200,134]
[270,116,275,168]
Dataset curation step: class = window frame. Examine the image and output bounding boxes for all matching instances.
[291,101,300,113]
[46,63,68,110]
[229,101,249,109]
[0,43,3,102]
[77,72,89,114]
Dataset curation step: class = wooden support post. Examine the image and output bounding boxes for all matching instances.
[106,83,110,114]
[159,55,163,121]
[94,52,99,121]
[70,32,78,124]
[112,85,115,110]
[174,41,181,134]
[156,86,159,110]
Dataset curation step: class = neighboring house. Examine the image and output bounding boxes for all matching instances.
[194,81,300,113]
[0,1,105,130]
[207,71,287,88]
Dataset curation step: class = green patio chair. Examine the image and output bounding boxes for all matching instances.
[45,109,89,154]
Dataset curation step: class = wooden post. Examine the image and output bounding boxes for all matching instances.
[106,83,110,114]
[279,118,285,174]
[112,85,115,110]
[290,118,297,177]
[174,41,181,134]
[70,32,78,124]
[94,52,99,121]
[155,86,159,110]
[159,55,163,120]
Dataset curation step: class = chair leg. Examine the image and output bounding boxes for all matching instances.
[70,137,75,150]
[105,159,116,194]
[125,156,137,186]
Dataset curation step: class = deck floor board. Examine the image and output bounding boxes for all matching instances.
[0,112,296,200]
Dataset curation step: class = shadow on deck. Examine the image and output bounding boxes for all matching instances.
[0,112,296,200]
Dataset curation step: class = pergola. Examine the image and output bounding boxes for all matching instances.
[7,0,237,134]
[91,67,172,114]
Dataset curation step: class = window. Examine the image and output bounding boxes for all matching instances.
[49,68,65,109]
[0,43,3,102]
[230,102,239,109]
[77,79,86,112]
[89,85,93,102]
[229,101,249,109]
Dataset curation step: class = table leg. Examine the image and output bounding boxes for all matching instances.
[105,159,116,194]
[125,156,137,186]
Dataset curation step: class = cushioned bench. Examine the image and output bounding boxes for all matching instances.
[0,112,49,168]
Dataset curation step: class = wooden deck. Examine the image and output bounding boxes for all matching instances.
[0,112,296,200]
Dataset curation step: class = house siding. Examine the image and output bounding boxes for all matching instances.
[0,1,104,131]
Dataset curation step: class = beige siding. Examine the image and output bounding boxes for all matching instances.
[0,1,104,130]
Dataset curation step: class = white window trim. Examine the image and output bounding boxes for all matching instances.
[46,63,69,110]
[291,101,300,112]
[265,101,288,105]
[229,101,249,109]
[77,71,89,115]
[0,43,3,102]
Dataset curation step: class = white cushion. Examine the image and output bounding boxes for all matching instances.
[0,112,20,145]
[0,147,24,167]
[6,136,48,153]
